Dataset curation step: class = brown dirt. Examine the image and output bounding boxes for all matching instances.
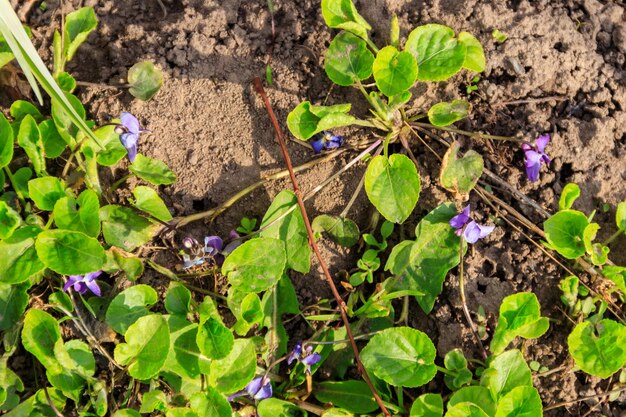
[8,0,626,415]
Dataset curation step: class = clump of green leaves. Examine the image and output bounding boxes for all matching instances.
[547,184,626,380]
[288,0,486,226]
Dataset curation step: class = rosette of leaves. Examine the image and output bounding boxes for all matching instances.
[544,184,611,266]
[288,0,485,225]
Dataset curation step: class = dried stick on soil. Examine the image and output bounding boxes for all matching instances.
[253,77,391,417]
[543,386,626,412]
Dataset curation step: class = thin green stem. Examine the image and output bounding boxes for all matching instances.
[356,79,378,110]
[412,122,523,143]
[364,37,379,53]
[305,330,383,345]
[109,173,135,193]
[3,165,26,205]
[459,237,489,360]
[603,229,623,246]
[61,151,75,178]
[44,214,55,230]
[383,131,394,158]
[435,365,457,377]
[396,386,403,409]
[395,295,410,325]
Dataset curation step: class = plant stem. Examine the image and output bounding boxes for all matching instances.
[3,166,26,206]
[109,174,132,192]
[459,237,489,360]
[253,77,391,417]
[435,365,458,377]
[412,122,523,143]
[144,259,227,301]
[603,229,623,246]
[305,330,383,345]
[383,130,393,158]
[364,37,379,54]
[173,151,344,228]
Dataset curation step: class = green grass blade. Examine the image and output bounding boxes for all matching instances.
[0,0,103,149]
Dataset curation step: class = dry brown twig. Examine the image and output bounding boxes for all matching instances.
[253,77,391,417]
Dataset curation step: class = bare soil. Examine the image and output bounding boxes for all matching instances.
[6,0,626,415]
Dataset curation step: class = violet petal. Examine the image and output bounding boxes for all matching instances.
[535,134,550,153]
[223,240,241,255]
[204,236,223,254]
[525,161,540,182]
[325,135,344,149]
[120,132,139,162]
[74,281,87,294]
[463,220,494,244]
[120,112,140,135]
[463,221,482,244]
[85,271,102,281]
[301,352,321,367]
[227,390,246,402]
[254,379,272,401]
[450,205,471,229]
[245,377,263,397]
[63,276,80,292]
[311,138,324,154]
[288,342,302,365]
[85,279,101,297]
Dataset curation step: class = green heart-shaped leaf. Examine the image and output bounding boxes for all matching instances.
[114,314,170,380]
[364,154,420,223]
[222,238,286,293]
[324,31,374,86]
[405,24,467,81]
[361,327,437,387]
[568,319,626,378]
[35,229,105,276]
[373,46,417,97]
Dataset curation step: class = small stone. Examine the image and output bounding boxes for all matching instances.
[613,25,626,53]
[187,150,198,165]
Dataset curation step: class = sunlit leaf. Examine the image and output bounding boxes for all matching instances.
[324,31,374,86]
[365,154,420,224]
[222,238,286,293]
[35,229,105,276]
[128,61,164,101]
[361,327,436,387]
[114,314,170,380]
[568,319,626,378]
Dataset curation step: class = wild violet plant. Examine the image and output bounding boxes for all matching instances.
[288,0,488,225]
[547,184,626,380]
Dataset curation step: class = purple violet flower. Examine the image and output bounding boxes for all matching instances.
[288,341,321,374]
[522,134,551,182]
[228,376,272,402]
[311,131,344,154]
[449,205,494,244]
[63,271,103,296]
[115,112,149,163]
[182,232,242,270]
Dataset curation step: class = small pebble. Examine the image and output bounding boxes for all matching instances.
[187,150,198,165]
